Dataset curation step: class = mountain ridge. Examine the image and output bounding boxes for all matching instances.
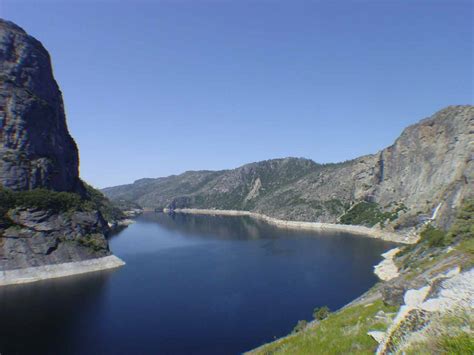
[103,105,473,231]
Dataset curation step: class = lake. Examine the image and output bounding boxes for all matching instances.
[0,212,396,354]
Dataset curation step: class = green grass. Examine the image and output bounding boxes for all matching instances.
[292,320,308,334]
[251,200,473,355]
[438,333,474,354]
[249,300,397,355]
[404,308,474,354]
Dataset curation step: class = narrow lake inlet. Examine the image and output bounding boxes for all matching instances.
[0,212,396,355]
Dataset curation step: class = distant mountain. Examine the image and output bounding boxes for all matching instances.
[103,105,473,231]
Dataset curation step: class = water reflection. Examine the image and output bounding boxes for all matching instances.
[0,213,397,355]
[138,212,273,240]
[0,269,114,354]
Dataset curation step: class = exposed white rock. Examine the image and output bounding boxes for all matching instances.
[404,286,431,307]
[244,177,262,203]
[373,267,474,354]
[421,267,472,313]
[117,219,135,226]
[368,331,386,344]
[170,208,416,244]
[0,255,125,287]
[374,247,401,281]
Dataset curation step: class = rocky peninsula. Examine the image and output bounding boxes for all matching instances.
[0,19,125,284]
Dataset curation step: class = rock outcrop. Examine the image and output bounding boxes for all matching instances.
[0,19,82,193]
[1,208,111,270]
[104,105,473,231]
[0,19,123,275]
[374,267,474,354]
[371,106,473,228]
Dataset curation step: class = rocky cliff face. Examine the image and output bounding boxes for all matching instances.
[0,19,82,193]
[0,20,117,271]
[0,208,110,270]
[104,105,473,230]
[372,106,473,228]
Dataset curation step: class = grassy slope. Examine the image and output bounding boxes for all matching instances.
[249,301,397,355]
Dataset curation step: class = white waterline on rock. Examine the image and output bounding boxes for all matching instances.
[0,255,125,287]
[165,208,417,244]
[374,247,401,281]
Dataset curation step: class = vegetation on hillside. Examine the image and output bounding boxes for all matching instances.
[396,199,474,272]
[402,308,474,354]
[414,200,473,248]
[250,199,473,354]
[313,306,330,321]
[0,187,83,227]
[0,184,124,228]
[339,201,407,227]
[103,157,357,221]
[250,301,397,354]
[82,182,124,221]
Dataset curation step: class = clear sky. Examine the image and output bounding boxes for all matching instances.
[1,0,472,188]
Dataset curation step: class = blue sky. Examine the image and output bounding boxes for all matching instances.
[1,0,472,188]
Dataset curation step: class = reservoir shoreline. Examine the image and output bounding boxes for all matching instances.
[0,207,408,287]
[0,255,125,287]
[164,208,417,244]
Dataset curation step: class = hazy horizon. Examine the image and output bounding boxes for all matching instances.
[2,0,472,188]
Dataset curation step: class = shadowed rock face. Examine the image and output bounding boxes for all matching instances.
[0,20,118,272]
[0,208,111,270]
[0,19,82,192]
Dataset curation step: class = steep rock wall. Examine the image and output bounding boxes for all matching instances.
[103,106,473,230]
[0,19,82,192]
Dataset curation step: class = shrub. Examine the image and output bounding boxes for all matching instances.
[419,224,449,247]
[14,189,84,212]
[339,201,384,227]
[0,186,84,212]
[0,184,124,227]
[82,182,124,221]
[292,320,308,334]
[0,188,15,227]
[78,234,107,252]
[447,199,473,242]
[339,201,408,227]
[313,306,331,321]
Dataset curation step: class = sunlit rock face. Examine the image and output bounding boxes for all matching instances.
[0,19,82,193]
[104,105,473,230]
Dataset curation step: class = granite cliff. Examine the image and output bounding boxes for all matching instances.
[104,105,473,232]
[0,19,82,193]
[0,19,123,275]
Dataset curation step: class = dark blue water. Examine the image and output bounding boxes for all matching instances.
[0,213,396,354]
